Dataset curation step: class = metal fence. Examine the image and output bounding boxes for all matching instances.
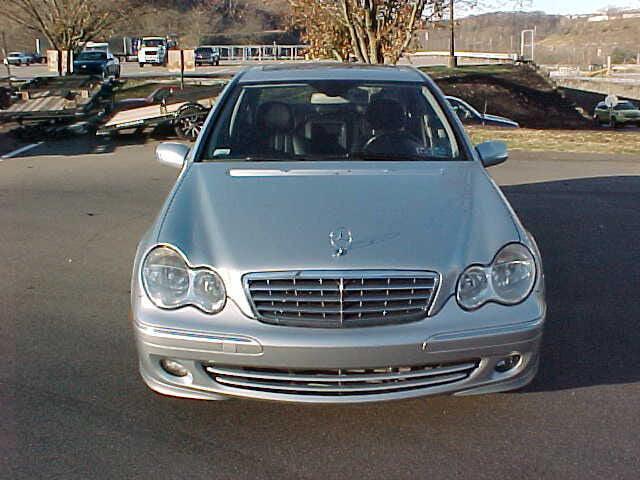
[201,45,308,61]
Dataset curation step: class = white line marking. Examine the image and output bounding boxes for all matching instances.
[0,141,44,160]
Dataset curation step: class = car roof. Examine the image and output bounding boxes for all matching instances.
[237,63,426,84]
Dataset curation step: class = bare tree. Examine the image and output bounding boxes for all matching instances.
[5,0,123,73]
[292,0,449,64]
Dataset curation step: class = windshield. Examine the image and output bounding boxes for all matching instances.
[200,81,461,162]
[77,52,107,61]
[195,48,211,54]
[142,39,165,48]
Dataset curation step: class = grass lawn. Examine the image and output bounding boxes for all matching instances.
[468,126,640,156]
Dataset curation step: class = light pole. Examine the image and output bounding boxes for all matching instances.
[448,0,457,68]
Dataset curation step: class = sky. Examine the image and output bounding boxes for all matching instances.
[524,0,640,15]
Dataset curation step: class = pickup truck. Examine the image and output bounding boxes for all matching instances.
[138,37,168,67]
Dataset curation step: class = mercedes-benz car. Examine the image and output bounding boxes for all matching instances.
[132,64,545,403]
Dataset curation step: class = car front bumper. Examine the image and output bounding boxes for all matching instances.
[133,294,545,403]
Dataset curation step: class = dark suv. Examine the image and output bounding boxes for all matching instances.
[195,47,220,66]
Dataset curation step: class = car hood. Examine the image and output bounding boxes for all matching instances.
[156,161,520,287]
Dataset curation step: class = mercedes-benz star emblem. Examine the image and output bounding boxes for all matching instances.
[329,227,352,257]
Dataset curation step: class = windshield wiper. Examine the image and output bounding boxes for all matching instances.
[348,152,438,162]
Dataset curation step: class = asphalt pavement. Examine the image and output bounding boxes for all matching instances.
[2,138,639,479]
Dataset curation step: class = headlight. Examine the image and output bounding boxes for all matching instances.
[457,243,536,311]
[141,246,226,313]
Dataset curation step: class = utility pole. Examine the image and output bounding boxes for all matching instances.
[1,31,12,88]
[448,0,457,68]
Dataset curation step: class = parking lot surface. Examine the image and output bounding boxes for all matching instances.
[2,138,640,479]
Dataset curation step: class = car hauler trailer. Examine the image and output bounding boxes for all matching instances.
[0,76,116,137]
[96,84,219,139]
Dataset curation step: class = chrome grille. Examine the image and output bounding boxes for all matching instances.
[204,361,478,397]
[244,270,439,328]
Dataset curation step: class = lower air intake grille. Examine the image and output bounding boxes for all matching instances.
[204,361,478,397]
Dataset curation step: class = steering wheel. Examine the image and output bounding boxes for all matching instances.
[362,131,423,156]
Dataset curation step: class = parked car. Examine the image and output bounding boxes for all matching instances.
[3,52,32,66]
[27,52,46,64]
[131,64,545,403]
[593,100,640,128]
[73,50,120,78]
[195,46,220,66]
[446,96,519,128]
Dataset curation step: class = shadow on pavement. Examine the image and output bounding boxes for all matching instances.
[503,175,640,393]
[5,124,185,158]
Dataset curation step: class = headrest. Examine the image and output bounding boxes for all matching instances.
[257,101,294,132]
[366,97,405,131]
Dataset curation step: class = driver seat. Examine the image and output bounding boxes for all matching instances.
[363,97,421,156]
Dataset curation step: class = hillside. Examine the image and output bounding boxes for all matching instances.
[422,11,640,66]
[538,17,640,64]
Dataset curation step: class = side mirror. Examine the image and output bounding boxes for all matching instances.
[156,142,189,168]
[476,140,508,167]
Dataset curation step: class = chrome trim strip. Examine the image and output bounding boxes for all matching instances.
[135,322,263,354]
[428,318,544,343]
[228,168,444,177]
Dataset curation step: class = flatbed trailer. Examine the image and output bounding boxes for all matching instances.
[97,89,218,139]
[0,76,115,123]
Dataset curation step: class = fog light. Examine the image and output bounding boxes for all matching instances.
[495,354,521,373]
[160,359,189,377]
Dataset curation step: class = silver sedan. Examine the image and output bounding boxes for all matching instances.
[131,64,545,403]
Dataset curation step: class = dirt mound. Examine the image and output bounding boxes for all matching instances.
[426,65,590,129]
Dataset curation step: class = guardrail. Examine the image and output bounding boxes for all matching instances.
[200,45,308,61]
[411,51,519,61]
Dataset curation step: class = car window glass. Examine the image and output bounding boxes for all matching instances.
[78,52,107,60]
[614,102,635,111]
[201,81,461,162]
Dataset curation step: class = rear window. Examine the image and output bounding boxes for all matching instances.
[78,52,107,60]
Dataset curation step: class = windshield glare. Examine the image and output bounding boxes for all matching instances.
[201,81,461,162]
